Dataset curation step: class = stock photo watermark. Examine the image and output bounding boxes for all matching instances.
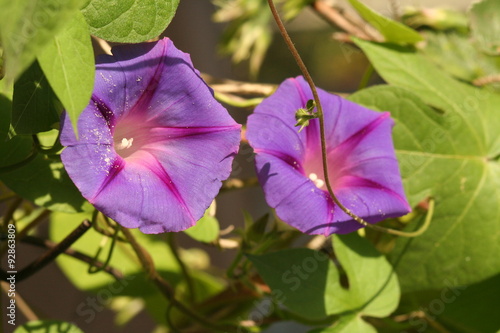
[405,279,467,333]
[76,274,135,324]
[5,223,17,326]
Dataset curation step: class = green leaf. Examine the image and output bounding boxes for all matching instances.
[328,234,400,317]
[0,131,89,212]
[439,274,500,333]
[354,38,500,156]
[309,314,377,333]
[184,215,219,243]
[419,31,500,83]
[81,0,180,43]
[0,0,86,82]
[247,248,335,319]
[349,81,500,292]
[13,320,83,333]
[469,0,500,55]
[37,12,94,134]
[348,0,422,44]
[184,203,220,243]
[248,233,399,321]
[0,135,32,169]
[0,94,12,141]
[12,61,61,134]
[244,212,270,244]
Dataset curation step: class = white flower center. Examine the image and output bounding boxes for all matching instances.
[117,137,134,150]
[308,173,325,189]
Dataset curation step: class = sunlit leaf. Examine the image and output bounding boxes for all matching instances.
[37,12,94,135]
[81,0,180,43]
[348,0,422,44]
[13,320,83,333]
[184,204,220,243]
[327,234,400,317]
[0,0,86,82]
[349,41,500,292]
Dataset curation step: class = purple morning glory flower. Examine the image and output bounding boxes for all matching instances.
[246,76,411,235]
[60,38,241,234]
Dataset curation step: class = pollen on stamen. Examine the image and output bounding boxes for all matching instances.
[308,173,325,189]
[117,138,134,150]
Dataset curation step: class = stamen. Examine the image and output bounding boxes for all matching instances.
[117,138,134,150]
[308,173,325,189]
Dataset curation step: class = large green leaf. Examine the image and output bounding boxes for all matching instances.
[37,12,94,133]
[13,320,83,333]
[469,0,500,55]
[354,38,500,156]
[349,80,500,292]
[81,0,180,43]
[327,234,400,318]
[0,0,86,82]
[12,61,61,134]
[248,233,399,325]
[348,0,422,44]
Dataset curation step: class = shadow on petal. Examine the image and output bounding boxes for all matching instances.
[257,162,278,187]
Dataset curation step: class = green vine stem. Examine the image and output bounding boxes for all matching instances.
[91,210,127,242]
[166,232,196,302]
[88,224,120,274]
[267,0,431,238]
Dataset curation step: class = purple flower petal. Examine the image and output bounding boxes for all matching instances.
[247,76,410,235]
[61,38,241,233]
